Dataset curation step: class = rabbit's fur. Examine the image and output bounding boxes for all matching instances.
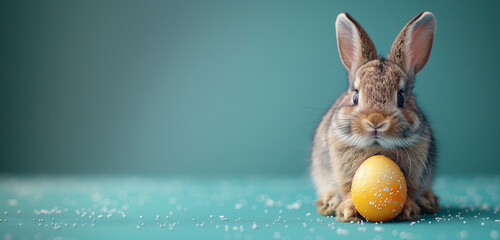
[311,12,439,222]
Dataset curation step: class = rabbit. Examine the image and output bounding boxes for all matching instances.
[311,11,440,222]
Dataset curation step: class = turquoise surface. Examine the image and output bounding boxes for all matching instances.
[1,175,499,239]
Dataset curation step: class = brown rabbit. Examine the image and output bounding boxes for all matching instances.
[311,12,440,222]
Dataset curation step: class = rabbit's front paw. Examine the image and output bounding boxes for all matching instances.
[418,189,440,214]
[316,189,341,216]
[336,197,363,222]
[396,198,420,221]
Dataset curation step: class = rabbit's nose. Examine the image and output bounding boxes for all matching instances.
[363,112,390,132]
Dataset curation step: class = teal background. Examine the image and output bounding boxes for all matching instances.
[0,0,499,175]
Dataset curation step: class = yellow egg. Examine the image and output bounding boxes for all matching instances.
[351,155,407,222]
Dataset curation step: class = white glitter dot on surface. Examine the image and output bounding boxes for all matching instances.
[286,201,301,210]
[374,226,384,232]
[3,233,12,240]
[251,222,258,230]
[491,230,499,239]
[273,232,281,239]
[7,199,18,207]
[336,227,349,236]
[458,230,468,239]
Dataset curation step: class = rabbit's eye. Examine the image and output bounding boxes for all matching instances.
[397,91,405,107]
[353,91,359,105]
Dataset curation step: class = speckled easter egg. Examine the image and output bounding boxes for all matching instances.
[351,155,407,222]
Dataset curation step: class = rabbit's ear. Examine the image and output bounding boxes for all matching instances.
[336,13,377,72]
[388,12,436,75]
